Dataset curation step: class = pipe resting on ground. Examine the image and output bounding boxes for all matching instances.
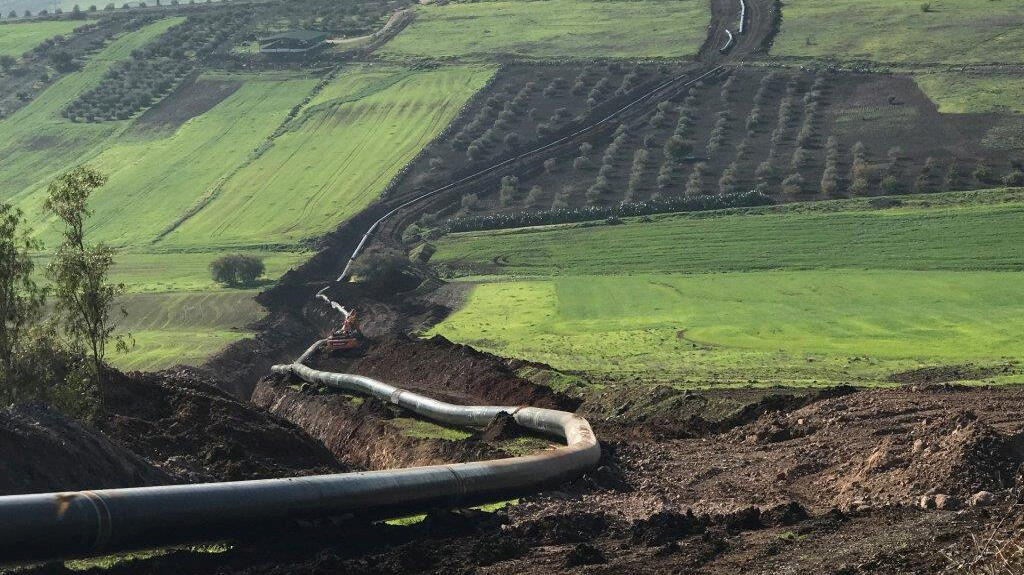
[0,350,599,563]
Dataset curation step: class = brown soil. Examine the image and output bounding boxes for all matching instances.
[94,367,342,483]
[0,404,172,496]
[25,384,1024,574]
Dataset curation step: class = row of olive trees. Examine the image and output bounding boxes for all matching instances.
[1,166,128,415]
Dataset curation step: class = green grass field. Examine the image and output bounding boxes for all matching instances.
[0,20,82,58]
[429,189,1024,386]
[114,291,266,371]
[773,0,1024,64]
[380,0,710,60]
[433,189,1024,276]
[0,18,181,200]
[162,63,495,249]
[914,73,1024,115]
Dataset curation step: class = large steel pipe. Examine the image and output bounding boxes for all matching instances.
[0,362,599,563]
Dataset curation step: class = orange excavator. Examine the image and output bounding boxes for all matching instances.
[323,308,365,355]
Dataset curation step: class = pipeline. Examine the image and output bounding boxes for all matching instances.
[0,346,599,563]
[0,15,754,565]
[720,29,735,53]
[336,64,726,281]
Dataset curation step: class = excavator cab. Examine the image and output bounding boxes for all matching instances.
[323,310,365,356]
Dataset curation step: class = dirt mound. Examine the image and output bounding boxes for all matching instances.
[346,335,575,410]
[835,411,1024,505]
[0,404,171,496]
[97,367,342,482]
[478,410,527,442]
[890,363,1014,385]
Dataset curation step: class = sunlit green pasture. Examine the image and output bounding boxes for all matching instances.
[914,72,1024,115]
[432,189,1024,276]
[114,291,266,371]
[380,0,710,60]
[163,63,495,249]
[0,20,82,58]
[2,43,491,369]
[429,190,1024,386]
[772,0,1024,64]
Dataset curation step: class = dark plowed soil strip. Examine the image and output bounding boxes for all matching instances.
[133,74,242,132]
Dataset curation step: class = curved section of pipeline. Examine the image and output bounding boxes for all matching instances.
[336,64,726,281]
[720,29,734,53]
[0,353,599,563]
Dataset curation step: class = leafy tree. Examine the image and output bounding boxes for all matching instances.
[0,55,16,71]
[0,204,45,395]
[44,166,129,381]
[499,175,519,207]
[209,254,265,286]
[663,135,693,161]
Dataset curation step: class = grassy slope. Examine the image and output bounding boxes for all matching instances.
[0,20,82,57]
[433,191,1024,275]
[379,0,710,60]
[913,73,1024,115]
[773,0,1024,64]
[0,18,181,201]
[26,72,318,248]
[429,189,1024,386]
[164,63,495,249]
[116,291,265,370]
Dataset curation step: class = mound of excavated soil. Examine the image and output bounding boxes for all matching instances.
[0,404,172,496]
[342,335,575,410]
[97,367,342,482]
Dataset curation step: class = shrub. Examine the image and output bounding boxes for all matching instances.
[718,167,737,195]
[973,164,994,184]
[880,175,902,195]
[781,173,805,194]
[543,158,556,173]
[525,185,543,208]
[573,156,593,171]
[663,135,692,161]
[447,190,773,233]
[820,166,839,196]
[1002,170,1024,187]
[350,250,409,288]
[791,147,810,169]
[461,193,479,212]
[499,175,519,206]
[755,161,774,182]
[209,254,264,286]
